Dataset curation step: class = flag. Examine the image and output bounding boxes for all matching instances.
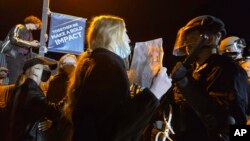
[48,12,86,55]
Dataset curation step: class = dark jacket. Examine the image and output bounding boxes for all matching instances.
[174,54,249,141]
[9,78,48,141]
[1,24,33,58]
[3,24,35,84]
[46,71,69,103]
[72,48,160,141]
[45,71,72,141]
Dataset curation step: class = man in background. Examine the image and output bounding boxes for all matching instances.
[2,15,41,84]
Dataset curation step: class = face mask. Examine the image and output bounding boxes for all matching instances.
[113,42,131,59]
[41,69,51,82]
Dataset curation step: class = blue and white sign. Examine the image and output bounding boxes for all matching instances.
[48,12,86,55]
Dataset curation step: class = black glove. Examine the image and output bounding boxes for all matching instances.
[171,62,187,82]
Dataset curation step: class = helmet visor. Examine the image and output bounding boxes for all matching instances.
[173,27,202,56]
[235,38,246,49]
[224,38,246,53]
[173,27,188,56]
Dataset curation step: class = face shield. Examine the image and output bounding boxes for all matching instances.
[220,37,246,59]
[173,27,188,56]
[173,27,203,56]
[173,15,226,56]
[224,38,246,53]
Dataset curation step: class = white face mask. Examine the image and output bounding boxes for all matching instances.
[113,42,131,59]
[113,31,131,59]
[113,30,131,59]
[28,64,43,84]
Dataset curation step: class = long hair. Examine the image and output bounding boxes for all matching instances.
[63,51,92,121]
[63,15,127,121]
[86,15,126,52]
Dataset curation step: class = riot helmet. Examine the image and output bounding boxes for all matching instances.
[173,15,226,56]
[219,36,246,60]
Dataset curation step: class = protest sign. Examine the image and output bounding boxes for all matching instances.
[128,38,164,87]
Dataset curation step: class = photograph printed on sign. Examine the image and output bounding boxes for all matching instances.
[128,38,163,87]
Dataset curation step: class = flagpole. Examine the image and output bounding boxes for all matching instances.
[39,0,50,57]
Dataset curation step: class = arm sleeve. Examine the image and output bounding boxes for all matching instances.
[9,25,33,48]
[25,90,48,120]
[90,60,160,140]
[176,70,248,133]
[114,88,160,139]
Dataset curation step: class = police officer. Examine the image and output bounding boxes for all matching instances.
[171,15,249,141]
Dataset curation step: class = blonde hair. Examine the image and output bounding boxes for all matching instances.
[64,15,128,121]
[87,15,126,52]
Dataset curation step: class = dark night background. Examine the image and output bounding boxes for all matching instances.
[0,0,250,70]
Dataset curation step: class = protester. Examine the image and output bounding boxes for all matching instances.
[45,54,77,141]
[0,67,15,141]
[46,54,77,103]
[8,57,57,141]
[2,15,42,84]
[64,15,172,141]
[171,15,248,141]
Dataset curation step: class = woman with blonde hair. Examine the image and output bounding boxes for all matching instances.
[64,15,172,141]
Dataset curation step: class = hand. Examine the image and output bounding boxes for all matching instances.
[40,46,48,53]
[38,119,53,131]
[150,67,172,100]
[171,62,187,82]
[47,8,51,15]
[44,34,48,42]
[30,40,40,48]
